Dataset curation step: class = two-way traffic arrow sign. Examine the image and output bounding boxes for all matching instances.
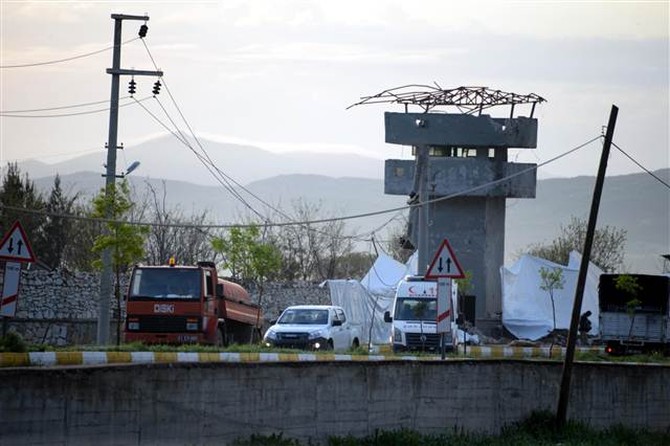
[425,238,464,279]
[0,221,36,262]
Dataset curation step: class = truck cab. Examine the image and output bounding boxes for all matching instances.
[384,276,457,353]
[124,261,261,345]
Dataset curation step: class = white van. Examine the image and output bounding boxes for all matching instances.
[383,276,457,353]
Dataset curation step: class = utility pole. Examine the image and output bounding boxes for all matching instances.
[416,145,431,274]
[556,105,618,427]
[98,14,163,344]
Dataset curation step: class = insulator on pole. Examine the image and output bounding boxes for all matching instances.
[139,24,148,38]
[152,80,161,95]
[128,78,137,95]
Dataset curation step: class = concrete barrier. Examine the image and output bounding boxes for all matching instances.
[0,360,668,445]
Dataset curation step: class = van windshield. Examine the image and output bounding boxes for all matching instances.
[129,268,201,301]
[394,298,437,321]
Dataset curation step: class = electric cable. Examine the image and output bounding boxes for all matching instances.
[611,141,670,189]
[131,96,266,220]
[1,97,130,114]
[0,96,152,118]
[0,134,603,230]
[0,37,140,69]
[140,39,373,243]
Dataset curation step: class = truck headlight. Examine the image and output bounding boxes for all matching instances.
[127,320,139,331]
[264,329,278,340]
[186,322,198,331]
[393,327,402,343]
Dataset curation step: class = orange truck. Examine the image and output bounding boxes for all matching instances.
[124,260,262,345]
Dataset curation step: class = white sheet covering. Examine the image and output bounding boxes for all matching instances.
[501,251,602,341]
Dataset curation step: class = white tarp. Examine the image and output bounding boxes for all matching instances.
[326,279,394,345]
[325,252,417,345]
[501,251,602,341]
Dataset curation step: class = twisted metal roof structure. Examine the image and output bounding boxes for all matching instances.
[348,84,546,116]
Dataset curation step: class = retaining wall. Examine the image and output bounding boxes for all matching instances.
[0,360,668,445]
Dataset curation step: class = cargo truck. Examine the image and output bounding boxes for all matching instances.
[599,274,670,355]
[124,260,262,345]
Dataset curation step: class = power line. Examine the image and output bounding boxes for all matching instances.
[0,134,601,230]
[1,96,131,114]
[139,40,373,244]
[611,141,670,189]
[0,96,152,118]
[131,96,266,220]
[0,37,140,69]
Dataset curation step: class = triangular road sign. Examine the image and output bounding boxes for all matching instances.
[0,221,36,262]
[425,238,464,279]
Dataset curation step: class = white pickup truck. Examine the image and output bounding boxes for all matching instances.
[262,305,361,352]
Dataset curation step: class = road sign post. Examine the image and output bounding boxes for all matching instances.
[0,221,36,334]
[426,238,464,359]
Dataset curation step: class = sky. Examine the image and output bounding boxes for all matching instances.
[1,0,668,180]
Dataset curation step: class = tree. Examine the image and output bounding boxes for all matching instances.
[539,266,565,356]
[212,224,281,342]
[211,225,281,284]
[525,216,626,272]
[37,175,79,269]
[266,199,356,281]
[143,181,217,265]
[614,274,642,342]
[0,162,45,248]
[91,180,149,344]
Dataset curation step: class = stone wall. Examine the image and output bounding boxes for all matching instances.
[3,269,330,345]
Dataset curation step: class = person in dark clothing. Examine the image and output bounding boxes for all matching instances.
[579,310,593,345]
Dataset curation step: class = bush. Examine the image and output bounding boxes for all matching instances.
[0,331,28,352]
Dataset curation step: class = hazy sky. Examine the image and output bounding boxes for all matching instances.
[1,1,668,179]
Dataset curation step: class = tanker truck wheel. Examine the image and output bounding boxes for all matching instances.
[216,325,228,348]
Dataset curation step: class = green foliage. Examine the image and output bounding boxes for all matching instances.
[0,162,45,255]
[539,266,565,333]
[454,270,473,296]
[525,216,626,272]
[615,274,643,316]
[211,224,281,284]
[232,432,302,446]
[36,175,79,269]
[234,412,670,446]
[0,332,28,352]
[90,180,148,271]
[539,267,565,293]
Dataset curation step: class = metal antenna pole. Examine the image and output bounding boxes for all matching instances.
[98,14,162,344]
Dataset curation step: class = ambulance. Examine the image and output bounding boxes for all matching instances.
[383,276,458,353]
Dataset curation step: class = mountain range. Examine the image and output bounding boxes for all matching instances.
[17,136,670,274]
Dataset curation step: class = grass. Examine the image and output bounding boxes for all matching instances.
[3,331,668,364]
[231,411,670,446]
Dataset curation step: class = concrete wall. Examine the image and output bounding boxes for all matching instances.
[1,360,668,445]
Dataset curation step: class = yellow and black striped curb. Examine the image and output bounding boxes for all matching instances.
[0,346,603,368]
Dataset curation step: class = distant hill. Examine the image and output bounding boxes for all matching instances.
[31,168,669,274]
[18,135,385,186]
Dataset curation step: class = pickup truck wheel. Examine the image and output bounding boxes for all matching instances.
[327,339,334,350]
[352,338,360,349]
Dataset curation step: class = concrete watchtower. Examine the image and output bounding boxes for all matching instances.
[351,86,545,325]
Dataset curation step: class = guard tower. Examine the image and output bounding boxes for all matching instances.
[350,85,545,324]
